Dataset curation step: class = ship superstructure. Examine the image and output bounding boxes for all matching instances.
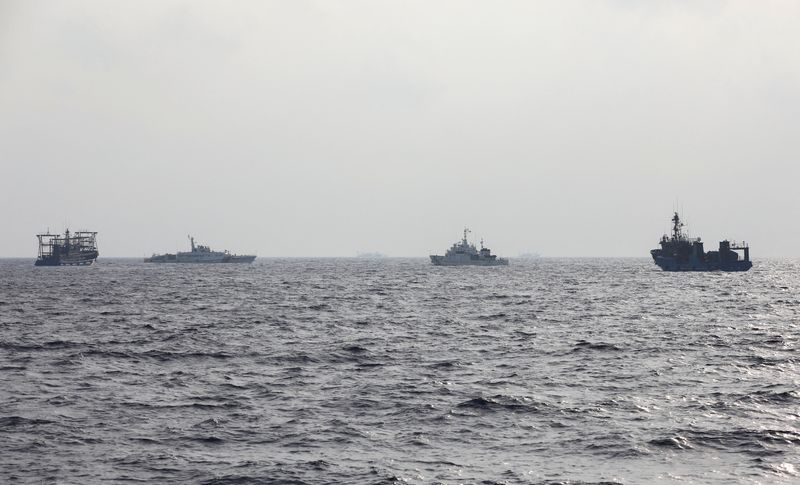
[650,212,751,272]
[35,229,99,266]
[430,228,508,266]
[145,236,256,263]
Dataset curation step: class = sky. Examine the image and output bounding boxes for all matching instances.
[1,0,799,257]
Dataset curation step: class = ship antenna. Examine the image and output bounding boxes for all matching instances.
[671,212,684,240]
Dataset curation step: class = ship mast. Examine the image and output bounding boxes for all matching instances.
[671,212,684,240]
[462,227,471,246]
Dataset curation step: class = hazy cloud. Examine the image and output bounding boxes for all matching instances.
[2,0,798,256]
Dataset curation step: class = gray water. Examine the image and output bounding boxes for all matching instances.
[1,258,798,484]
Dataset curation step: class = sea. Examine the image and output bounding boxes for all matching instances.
[1,258,798,484]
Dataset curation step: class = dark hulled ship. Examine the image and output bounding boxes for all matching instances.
[145,236,256,264]
[650,213,751,272]
[35,229,99,266]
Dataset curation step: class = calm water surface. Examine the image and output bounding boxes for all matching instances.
[1,258,798,484]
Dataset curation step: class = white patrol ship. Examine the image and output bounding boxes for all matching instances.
[430,228,508,266]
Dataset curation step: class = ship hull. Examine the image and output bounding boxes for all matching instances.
[226,255,256,263]
[145,254,256,264]
[430,255,509,266]
[651,253,752,272]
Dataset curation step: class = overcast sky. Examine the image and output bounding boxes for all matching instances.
[1,1,798,257]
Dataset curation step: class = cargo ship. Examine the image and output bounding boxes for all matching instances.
[35,229,99,266]
[430,228,508,266]
[650,212,752,271]
[145,236,256,263]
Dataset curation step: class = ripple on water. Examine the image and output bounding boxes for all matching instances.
[0,257,798,483]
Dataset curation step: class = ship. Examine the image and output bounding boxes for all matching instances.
[517,252,541,259]
[650,212,752,272]
[35,229,99,266]
[430,228,509,266]
[356,252,387,259]
[145,236,256,263]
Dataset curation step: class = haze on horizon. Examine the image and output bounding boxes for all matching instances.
[1,0,798,258]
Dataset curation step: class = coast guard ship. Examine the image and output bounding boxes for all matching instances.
[430,228,508,266]
[145,236,256,264]
[650,212,751,272]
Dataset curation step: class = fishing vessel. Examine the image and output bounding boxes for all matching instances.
[430,228,508,266]
[650,212,752,271]
[145,236,256,264]
[35,229,99,266]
